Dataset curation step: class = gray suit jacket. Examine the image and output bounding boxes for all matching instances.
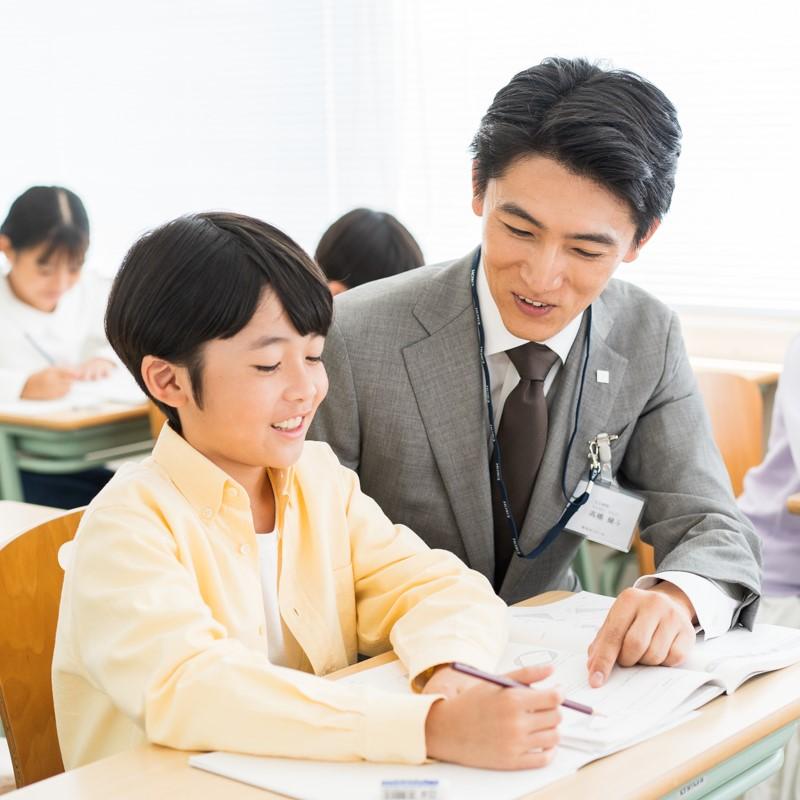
[310,250,761,625]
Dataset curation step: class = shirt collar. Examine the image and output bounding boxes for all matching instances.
[152,423,292,518]
[475,254,584,364]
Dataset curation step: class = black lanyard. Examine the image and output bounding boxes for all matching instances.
[470,248,599,560]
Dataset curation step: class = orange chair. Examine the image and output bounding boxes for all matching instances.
[0,509,83,787]
[636,371,765,577]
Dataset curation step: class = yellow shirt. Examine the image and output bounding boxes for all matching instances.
[53,424,507,769]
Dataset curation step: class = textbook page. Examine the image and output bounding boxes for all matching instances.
[0,370,145,416]
[680,623,800,692]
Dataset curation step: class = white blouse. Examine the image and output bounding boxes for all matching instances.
[0,270,115,402]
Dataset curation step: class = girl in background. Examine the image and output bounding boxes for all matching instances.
[0,185,116,506]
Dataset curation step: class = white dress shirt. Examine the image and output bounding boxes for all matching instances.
[476,259,738,637]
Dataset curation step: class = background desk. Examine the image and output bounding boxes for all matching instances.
[0,405,152,502]
[788,494,800,515]
[8,592,800,800]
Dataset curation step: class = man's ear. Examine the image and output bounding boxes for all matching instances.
[141,356,192,410]
[471,160,485,217]
[622,220,661,263]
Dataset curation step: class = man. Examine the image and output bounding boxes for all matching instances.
[310,57,760,686]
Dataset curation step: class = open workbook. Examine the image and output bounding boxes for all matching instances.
[190,592,800,800]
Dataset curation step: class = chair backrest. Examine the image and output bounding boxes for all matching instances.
[694,371,764,497]
[635,370,764,578]
[147,401,167,439]
[0,509,83,787]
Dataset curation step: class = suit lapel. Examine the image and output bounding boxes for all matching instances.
[401,253,494,576]
[501,295,629,595]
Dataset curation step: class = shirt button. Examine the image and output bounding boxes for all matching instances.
[239,543,250,555]
[201,507,213,519]
[227,487,238,498]
[293,608,300,616]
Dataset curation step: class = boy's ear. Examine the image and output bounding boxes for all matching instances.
[0,234,13,258]
[141,356,192,410]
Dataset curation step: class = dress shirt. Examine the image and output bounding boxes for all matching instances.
[739,336,800,596]
[52,424,507,769]
[0,270,116,402]
[476,259,737,637]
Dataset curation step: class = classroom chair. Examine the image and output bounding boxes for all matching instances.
[0,508,83,787]
[598,370,765,593]
[147,402,167,438]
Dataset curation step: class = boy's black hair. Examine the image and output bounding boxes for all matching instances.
[0,186,90,263]
[105,212,333,433]
[315,207,424,289]
[470,57,682,243]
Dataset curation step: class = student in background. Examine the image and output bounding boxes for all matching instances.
[740,336,800,800]
[315,207,424,295]
[0,186,117,506]
[52,212,562,771]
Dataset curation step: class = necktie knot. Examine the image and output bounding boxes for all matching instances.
[506,342,558,383]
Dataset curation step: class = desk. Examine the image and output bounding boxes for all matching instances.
[8,592,800,800]
[788,494,800,515]
[0,404,152,502]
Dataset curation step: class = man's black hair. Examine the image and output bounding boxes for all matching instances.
[470,57,682,243]
[106,212,333,432]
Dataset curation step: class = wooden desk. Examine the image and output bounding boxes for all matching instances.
[0,404,152,502]
[8,592,800,800]
[788,494,800,515]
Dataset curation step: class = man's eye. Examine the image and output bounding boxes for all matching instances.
[504,223,534,238]
[254,364,279,373]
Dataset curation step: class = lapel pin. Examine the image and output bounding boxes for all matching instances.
[596,369,610,384]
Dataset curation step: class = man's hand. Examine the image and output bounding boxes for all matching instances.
[425,665,562,770]
[587,583,697,687]
[21,366,78,400]
[76,357,116,381]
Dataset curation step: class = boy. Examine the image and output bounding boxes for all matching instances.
[52,212,562,771]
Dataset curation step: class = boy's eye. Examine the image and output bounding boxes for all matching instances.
[574,248,603,259]
[306,356,323,364]
[254,364,279,373]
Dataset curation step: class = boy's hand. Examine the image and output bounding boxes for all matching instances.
[76,357,116,381]
[21,366,78,400]
[425,665,562,770]
[587,584,696,687]
[421,665,483,699]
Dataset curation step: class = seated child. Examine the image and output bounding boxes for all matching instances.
[0,186,117,507]
[52,212,563,771]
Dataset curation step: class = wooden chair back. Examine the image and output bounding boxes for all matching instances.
[0,509,83,787]
[635,371,764,578]
[147,402,167,438]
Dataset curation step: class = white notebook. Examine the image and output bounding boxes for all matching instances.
[189,592,800,799]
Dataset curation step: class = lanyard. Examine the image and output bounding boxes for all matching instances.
[470,248,599,560]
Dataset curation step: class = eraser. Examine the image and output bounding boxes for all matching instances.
[381,778,450,799]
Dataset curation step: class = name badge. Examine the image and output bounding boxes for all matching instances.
[565,479,645,552]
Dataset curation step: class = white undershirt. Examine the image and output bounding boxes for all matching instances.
[256,531,291,666]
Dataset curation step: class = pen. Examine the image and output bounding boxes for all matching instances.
[450,661,598,716]
[24,332,56,365]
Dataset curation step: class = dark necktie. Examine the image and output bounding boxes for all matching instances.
[491,342,559,589]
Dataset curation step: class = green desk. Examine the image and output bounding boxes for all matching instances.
[0,404,152,501]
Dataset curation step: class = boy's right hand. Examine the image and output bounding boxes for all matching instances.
[424,665,562,770]
[21,367,78,400]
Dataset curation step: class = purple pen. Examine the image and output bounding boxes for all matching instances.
[450,661,597,716]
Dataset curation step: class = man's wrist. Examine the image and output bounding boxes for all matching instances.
[649,580,697,624]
